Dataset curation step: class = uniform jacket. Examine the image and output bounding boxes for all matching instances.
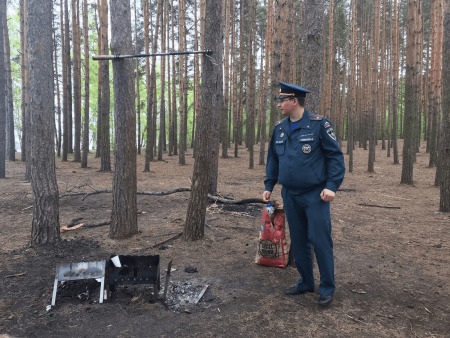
[264,110,345,194]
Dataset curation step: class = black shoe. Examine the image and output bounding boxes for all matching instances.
[284,286,314,295]
[318,294,333,307]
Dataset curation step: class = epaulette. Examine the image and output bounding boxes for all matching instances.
[275,118,287,126]
[310,114,323,121]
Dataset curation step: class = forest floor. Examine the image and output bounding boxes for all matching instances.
[0,140,449,338]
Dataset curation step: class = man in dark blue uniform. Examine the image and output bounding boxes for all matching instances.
[262,81,345,307]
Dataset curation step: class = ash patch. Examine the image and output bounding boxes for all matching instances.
[219,203,262,218]
[165,281,209,311]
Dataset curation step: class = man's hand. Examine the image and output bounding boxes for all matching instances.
[262,191,271,203]
[320,189,335,202]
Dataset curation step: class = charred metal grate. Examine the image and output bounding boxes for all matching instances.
[106,255,161,302]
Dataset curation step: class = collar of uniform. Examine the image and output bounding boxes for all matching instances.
[293,110,311,131]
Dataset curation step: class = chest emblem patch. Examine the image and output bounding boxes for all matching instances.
[280,133,285,137]
[327,128,337,141]
[302,144,312,153]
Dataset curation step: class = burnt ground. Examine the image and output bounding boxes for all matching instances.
[0,140,449,338]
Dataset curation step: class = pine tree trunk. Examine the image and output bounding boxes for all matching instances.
[20,0,26,163]
[24,0,31,180]
[434,0,444,185]
[235,0,244,156]
[380,0,387,150]
[393,0,399,164]
[95,0,101,158]
[184,0,223,241]
[61,0,68,161]
[247,0,256,169]
[369,0,381,173]
[134,0,141,155]
[326,0,334,121]
[439,0,450,211]
[109,0,138,238]
[0,0,5,178]
[28,0,60,245]
[81,0,89,168]
[158,0,166,161]
[401,0,418,185]
[53,25,62,158]
[73,0,82,162]
[222,0,231,159]
[168,0,175,156]
[100,0,111,171]
[66,0,73,155]
[259,0,269,166]
[303,0,325,114]
[143,0,151,169]
[2,0,14,162]
[179,0,186,165]
[172,0,178,156]
[269,1,282,136]
[348,0,357,173]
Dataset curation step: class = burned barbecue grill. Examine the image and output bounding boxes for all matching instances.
[51,261,106,306]
[106,255,161,302]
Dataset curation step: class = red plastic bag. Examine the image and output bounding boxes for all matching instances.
[254,203,290,268]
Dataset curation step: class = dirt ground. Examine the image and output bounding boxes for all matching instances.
[0,140,449,338]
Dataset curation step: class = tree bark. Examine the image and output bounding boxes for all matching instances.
[178,0,186,165]
[20,0,26,163]
[401,0,418,185]
[440,0,450,211]
[393,0,399,164]
[66,0,73,155]
[60,0,68,161]
[269,1,282,135]
[100,0,111,171]
[326,0,334,121]
[158,0,166,161]
[64,0,71,159]
[134,0,141,155]
[221,0,231,159]
[28,0,60,245]
[172,0,178,156]
[72,0,81,162]
[53,24,62,158]
[109,0,138,238]
[81,0,89,168]
[303,0,325,114]
[0,0,5,178]
[348,0,357,173]
[143,0,151,169]
[2,0,14,162]
[369,0,381,173]
[184,0,223,241]
[23,0,31,180]
[95,0,102,158]
[247,0,256,169]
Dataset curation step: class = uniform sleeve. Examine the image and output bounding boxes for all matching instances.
[319,119,345,193]
[264,130,279,192]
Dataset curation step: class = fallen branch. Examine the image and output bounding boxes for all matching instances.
[346,314,366,324]
[60,220,111,233]
[137,232,183,253]
[60,187,266,205]
[358,203,401,209]
[5,272,26,278]
[79,188,192,201]
[207,195,266,205]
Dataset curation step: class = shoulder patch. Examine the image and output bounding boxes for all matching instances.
[310,116,323,121]
[275,117,287,126]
